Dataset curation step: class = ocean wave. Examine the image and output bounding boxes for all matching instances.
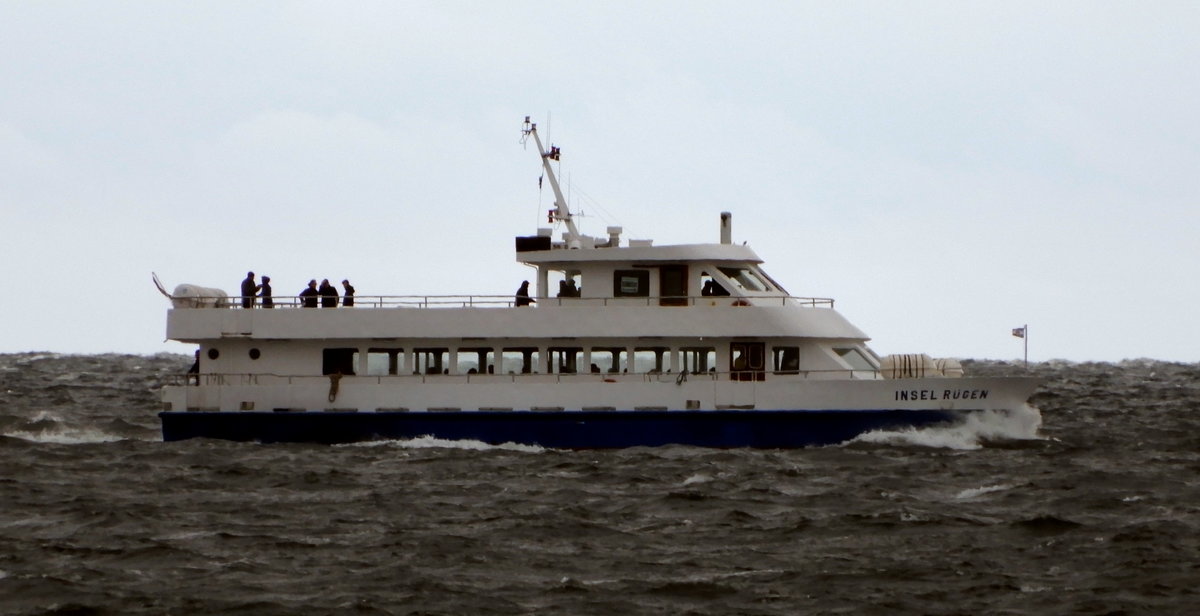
[3,354,1199,614]
[0,410,157,444]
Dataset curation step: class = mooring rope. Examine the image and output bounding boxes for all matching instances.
[328,373,342,403]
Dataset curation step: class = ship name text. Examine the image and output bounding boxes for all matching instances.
[894,388,989,401]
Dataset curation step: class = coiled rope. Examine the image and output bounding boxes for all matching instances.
[328,373,342,403]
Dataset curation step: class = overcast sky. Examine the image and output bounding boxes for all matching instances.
[2,1,1197,362]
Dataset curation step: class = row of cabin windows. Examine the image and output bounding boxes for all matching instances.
[320,345,874,376]
[321,347,719,376]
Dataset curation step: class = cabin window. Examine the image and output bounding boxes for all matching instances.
[501,347,539,374]
[590,347,627,374]
[322,348,358,375]
[457,347,493,375]
[248,348,261,360]
[207,348,220,360]
[835,347,877,371]
[414,347,449,375]
[367,348,404,376]
[680,347,716,374]
[773,346,800,374]
[613,269,650,297]
[718,267,771,292]
[548,347,583,374]
[633,347,669,373]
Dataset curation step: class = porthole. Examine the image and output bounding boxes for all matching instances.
[207,348,220,360]
[249,348,261,360]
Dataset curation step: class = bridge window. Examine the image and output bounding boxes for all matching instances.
[718,267,771,292]
[835,347,877,371]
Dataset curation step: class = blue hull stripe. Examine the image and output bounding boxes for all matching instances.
[160,409,961,448]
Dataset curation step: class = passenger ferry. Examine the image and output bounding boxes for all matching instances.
[156,118,1038,447]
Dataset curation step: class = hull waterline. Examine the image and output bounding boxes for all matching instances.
[160,408,963,448]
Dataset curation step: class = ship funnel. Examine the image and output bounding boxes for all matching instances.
[720,212,732,244]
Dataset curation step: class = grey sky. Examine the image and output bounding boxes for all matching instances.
[2,1,1197,361]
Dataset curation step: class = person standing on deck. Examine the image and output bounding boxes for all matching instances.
[515,280,535,306]
[319,279,338,307]
[299,280,319,308]
[240,272,259,308]
[259,276,273,308]
[341,279,355,307]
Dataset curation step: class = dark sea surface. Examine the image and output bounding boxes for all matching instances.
[1,353,1198,615]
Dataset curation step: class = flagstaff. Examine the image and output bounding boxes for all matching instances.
[1012,324,1028,367]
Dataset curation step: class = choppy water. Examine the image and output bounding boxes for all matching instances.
[1,353,1198,615]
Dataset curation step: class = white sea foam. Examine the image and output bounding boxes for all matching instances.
[682,473,713,486]
[955,484,1014,499]
[340,435,545,453]
[5,426,128,445]
[851,404,1043,450]
[4,411,156,444]
[6,411,129,444]
[29,410,63,423]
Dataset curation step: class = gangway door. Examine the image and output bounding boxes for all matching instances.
[730,342,765,382]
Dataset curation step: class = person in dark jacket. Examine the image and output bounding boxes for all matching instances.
[341,279,355,307]
[259,276,273,308]
[299,280,319,308]
[319,279,338,307]
[515,280,535,307]
[240,271,259,309]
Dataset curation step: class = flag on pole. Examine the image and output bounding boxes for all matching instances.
[1012,327,1026,338]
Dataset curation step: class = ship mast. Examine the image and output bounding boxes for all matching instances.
[523,117,582,248]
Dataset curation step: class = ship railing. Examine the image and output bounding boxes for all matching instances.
[215,295,518,309]
[533,296,834,308]
[164,368,881,387]
[196,294,836,309]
